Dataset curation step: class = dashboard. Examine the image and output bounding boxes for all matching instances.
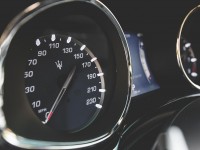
[0,0,200,150]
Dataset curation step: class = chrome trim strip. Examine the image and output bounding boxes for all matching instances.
[2,129,111,149]
[121,93,200,137]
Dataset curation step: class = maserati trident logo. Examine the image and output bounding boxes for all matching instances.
[55,60,62,70]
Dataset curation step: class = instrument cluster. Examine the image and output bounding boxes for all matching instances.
[1,0,200,150]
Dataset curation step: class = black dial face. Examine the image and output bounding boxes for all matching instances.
[24,34,105,132]
[181,38,198,83]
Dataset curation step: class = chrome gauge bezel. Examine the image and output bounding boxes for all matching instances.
[0,0,132,149]
[177,5,200,90]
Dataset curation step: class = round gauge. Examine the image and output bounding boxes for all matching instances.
[180,38,198,82]
[24,34,105,132]
[177,5,200,89]
[0,0,131,148]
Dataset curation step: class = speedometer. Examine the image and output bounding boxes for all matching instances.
[1,0,131,148]
[24,34,105,132]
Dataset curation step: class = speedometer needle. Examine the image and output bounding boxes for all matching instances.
[42,66,76,124]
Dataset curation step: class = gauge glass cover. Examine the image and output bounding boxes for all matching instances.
[24,34,105,132]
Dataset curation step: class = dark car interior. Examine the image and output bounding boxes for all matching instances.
[1,0,200,149]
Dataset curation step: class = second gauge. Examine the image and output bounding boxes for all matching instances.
[24,34,105,132]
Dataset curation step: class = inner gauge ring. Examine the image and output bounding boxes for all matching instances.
[0,0,132,149]
[177,5,200,89]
